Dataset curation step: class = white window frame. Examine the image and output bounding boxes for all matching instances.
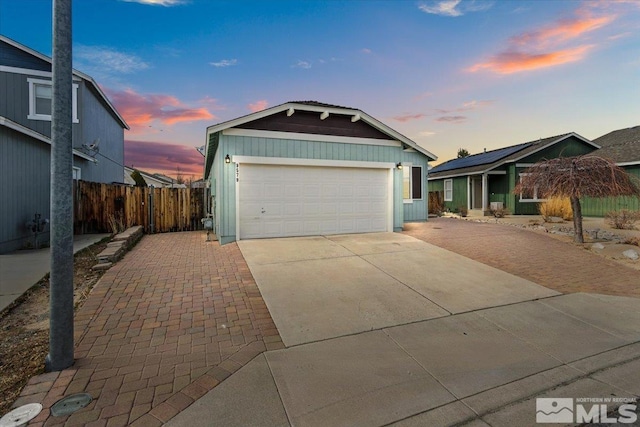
[444,179,453,202]
[402,164,424,204]
[518,173,546,202]
[72,166,81,181]
[27,78,79,123]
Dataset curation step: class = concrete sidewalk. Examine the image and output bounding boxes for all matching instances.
[169,292,640,427]
[0,233,110,312]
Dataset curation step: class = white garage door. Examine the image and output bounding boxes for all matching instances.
[238,164,389,239]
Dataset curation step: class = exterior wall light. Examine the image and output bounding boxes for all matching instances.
[396,162,403,170]
[225,154,231,164]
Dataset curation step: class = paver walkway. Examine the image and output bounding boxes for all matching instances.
[14,232,283,426]
[403,219,639,298]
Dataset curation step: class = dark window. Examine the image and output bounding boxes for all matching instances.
[412,166,422,199]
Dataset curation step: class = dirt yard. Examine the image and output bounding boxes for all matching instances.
[0,239,108,416]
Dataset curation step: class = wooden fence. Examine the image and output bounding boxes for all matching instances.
[73,181,205,234]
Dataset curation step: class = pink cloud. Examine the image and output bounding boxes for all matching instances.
[106,88,216,128]
[468,45,593,74]
[247,100,269,112]
[468,5,616,75]
[393,113,428,122]
[125,139,204,177]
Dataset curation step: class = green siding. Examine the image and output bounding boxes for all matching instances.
[211,134,431,242]
[488,174,508,206]
[430,177,467,212]
[519,135,595,163]
[582,165,640,216]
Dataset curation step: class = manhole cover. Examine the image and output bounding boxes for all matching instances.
[50,393,92,417]
[0,403,42,427]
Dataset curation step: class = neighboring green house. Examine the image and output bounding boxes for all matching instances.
[582,125,640,216]
[203,101,437,244]
[428,133,599,215]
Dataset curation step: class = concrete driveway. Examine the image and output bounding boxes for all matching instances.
[237,232,558,346]
[167,232,640,427]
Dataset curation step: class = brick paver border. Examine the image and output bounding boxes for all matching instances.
[14,232,283,426]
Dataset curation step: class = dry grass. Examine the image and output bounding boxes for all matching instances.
[539,197,573,221]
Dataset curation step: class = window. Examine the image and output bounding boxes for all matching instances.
[444,179,453,202]
[28,78,79,122]
[518,173,545,202]
[72,166,81,181]
[403,164,423,203]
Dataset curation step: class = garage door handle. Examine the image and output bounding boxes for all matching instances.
[261,208,266,214]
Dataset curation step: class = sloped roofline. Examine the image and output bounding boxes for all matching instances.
[428,132,599,180]
[205,101,437,161]
[0,35,129,130]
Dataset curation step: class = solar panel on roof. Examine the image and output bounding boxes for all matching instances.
[431,143,533,174]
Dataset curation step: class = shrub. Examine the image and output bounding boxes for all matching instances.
[491,206,510,218]
[458,205,468,217]
[606,209,640,230]
[539,197,572,221]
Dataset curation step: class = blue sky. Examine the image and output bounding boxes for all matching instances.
[2,0,639,177]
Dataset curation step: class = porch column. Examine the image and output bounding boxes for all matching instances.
[467,176,471,210]
[482,173,488,212]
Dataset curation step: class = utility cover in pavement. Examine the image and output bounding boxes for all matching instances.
[0,403,42,426]
[50,393,92,417]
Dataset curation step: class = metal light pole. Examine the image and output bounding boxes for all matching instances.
[46,0,74,372]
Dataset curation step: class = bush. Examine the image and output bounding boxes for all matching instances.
[491,206,510,218]
[458,205,468,217]
[539,197,573,221]
[606,209,640,230]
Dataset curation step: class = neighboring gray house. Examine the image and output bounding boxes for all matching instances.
[204,101,437,244]
[0,35,129,253]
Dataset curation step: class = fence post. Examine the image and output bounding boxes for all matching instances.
[149,189,155,233]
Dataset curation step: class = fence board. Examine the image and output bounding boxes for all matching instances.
[73,180,205,234]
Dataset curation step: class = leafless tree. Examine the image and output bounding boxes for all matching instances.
[513,155,640,243]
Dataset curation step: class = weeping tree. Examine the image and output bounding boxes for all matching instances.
[513,155,640,243]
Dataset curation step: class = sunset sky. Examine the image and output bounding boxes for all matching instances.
[1,0,639,179]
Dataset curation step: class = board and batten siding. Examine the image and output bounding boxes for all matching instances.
[0,127,52,253]
[211,133,429,243]
[429,176,467,212]
[581,165,640,216]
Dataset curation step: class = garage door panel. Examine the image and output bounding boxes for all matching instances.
[239,164,389,239]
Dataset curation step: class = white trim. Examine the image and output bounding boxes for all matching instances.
[0,65,52,78]
[466,176,471,210]
[444,179,453,202]
[27,78,79,123]
[402,162,413,204]
[617,161,640,167]
[233,157,395,240]
[206,102,437,160]
[486,170,507,175]
[222,128,401,147]
[518,173,545,202]
[72,166,81,180]
[505,133,600,164]
[428,170,489,180]
[482,173,488,212]
[515,163,535,168]
[0,115,96,162]
[231,155,394,169]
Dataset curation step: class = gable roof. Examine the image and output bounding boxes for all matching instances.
[204,101,436,175]
[0,35,129,130]
[592,125,640,165]
[429,133,598,179]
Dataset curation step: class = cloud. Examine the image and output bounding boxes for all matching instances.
[361,48,372,54]
[75,46,149,74]
[468,45,593,74]
[105,88,216,128]
[418,0,492,17]
[392,113,428,122]
[468,5,616,74]
[419,131,436,137]
[125,140,203,177]
[293,60,312,69]
[210,59,237,67]
[436,115,467,123]
[120,0,186,6]
[248,100,268,112]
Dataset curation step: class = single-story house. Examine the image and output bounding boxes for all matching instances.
[581,125,640,215]
[124,167,187,188]
[428,133,599,215]
[0,35,128,253]
[203,101,437,244]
